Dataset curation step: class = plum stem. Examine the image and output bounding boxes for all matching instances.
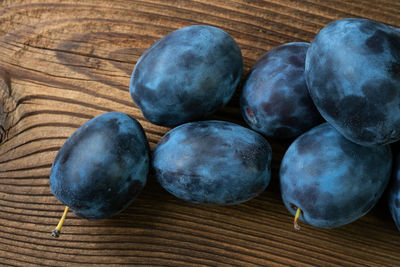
[52,206,69,238]
[294,207,301,231]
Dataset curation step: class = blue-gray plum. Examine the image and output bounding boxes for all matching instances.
[241,42,322,139]
[388,151,400,231]
[50,112,149,228]
[130,25,242,126]
[153,120,271,205]
[280,123,392,229]
[305,18,400,146]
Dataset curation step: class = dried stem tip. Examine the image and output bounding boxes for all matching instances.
[52,206,69,238]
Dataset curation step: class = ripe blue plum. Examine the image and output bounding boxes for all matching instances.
[280,123,392,229]
[241,42,322,139]
[153,120,271,205]
[50,112,149,221]
[388,152,400,231]
[130,25,242,126]
[305,18,400,146]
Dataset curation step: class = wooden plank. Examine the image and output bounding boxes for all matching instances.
[0,0,399,266]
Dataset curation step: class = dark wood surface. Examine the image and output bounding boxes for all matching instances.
[0,0,399,266]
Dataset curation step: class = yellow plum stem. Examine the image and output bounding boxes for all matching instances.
[294,207,301,231]
[52,206,69,238]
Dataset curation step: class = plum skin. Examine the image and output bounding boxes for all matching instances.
[305,18,400,146]
[130,25,243,126]
[50,112,149,220]
[152,120,272,205]
[388,152,400,231]
[280,123,392,228]
[241,42,322,139]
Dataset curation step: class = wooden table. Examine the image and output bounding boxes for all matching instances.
[0,1,399,266]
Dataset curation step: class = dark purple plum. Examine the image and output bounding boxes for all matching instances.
[241,42,322,139]
[130,25,242,126]
[50,112,149,221]
[305,18,400,146]
[153,120,271,205]
[388,151,400,231]
[280,123,392,229]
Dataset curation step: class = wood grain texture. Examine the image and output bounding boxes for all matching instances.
[0,0,399,266]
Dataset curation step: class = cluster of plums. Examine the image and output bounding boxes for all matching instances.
[50,18,400,237]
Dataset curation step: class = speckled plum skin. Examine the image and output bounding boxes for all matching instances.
[388,152,400,231]
[280,123,392,228]
[153,120,271,205]
[305,18,400,146]
[130,25,243,126]
[241,42,322,139]
[50,112,149,220]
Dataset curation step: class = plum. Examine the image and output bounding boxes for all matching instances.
[50,112,149,236]
[305,18,400,146]
[241,42,322,139]
[130,25,242,126]
[153,120,271,205]
[280,123,392,229]
[388,151,400,231]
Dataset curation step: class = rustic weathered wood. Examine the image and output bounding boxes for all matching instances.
[0,0,399,266]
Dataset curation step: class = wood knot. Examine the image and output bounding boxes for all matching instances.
[0,70,11,143]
